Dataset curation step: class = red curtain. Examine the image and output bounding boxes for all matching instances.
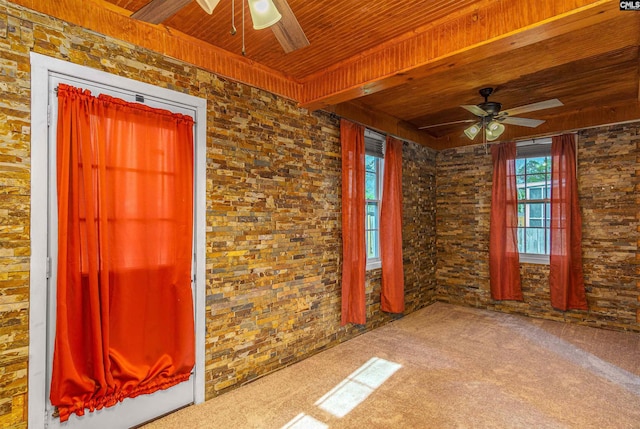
[489,141,523,300]
[550,134,588,310]
[340,119,366,325]
[51,84,195,421]
[380,136,405,313]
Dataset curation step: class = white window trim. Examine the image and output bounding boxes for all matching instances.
[519,253,550,265]
[28,52,207,428]
[366,258,382,271]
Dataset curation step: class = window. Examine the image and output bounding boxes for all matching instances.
[365,129,385,269]
[516,139,551,263]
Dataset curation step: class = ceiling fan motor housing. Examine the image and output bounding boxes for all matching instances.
[478,101,502,116]
[477,87,501,116]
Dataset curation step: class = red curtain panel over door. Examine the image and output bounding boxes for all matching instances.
[51,84,195,421]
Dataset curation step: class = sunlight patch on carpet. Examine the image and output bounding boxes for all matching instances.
[314,357,402,418]
[281,413,328,429]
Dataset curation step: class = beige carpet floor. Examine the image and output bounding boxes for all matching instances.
[143,303,640,429]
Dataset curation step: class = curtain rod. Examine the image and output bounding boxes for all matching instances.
[514,131,574,144]
[329,112,411,144]
[514,118,640,143]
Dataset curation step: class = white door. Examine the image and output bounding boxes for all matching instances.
[29,53,207,429]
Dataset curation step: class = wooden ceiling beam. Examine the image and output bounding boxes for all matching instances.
[377,17,640,125]
[11,0,302,101]
[299,0,620,111]
[326,102,437,148]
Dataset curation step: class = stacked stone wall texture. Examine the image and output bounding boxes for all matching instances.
[0,2,437,426]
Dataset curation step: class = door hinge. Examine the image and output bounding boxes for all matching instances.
[47,104,51,126]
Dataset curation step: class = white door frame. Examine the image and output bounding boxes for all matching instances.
[28,52,207,428]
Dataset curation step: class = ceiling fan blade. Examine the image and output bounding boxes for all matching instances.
[418,119,476,129]
[461,104,489,117]
[195,0,220,14]
[502,99,563,117]
[271,0,310,53]
[501,116,545,128]
[131,0,191,24]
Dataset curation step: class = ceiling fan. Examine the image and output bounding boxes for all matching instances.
[420,87,563,141]
[130,0,309,53]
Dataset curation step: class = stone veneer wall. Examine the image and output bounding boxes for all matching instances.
[436,123,640,331]
[0,2,437,426]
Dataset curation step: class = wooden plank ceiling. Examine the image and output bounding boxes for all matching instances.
[15,0,640,149]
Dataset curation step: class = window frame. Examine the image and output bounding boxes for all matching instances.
[364,129,385,271]
[516,138,552,265]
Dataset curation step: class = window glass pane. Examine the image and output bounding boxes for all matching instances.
[525,228,546,254]
[528,187,543,200]
[516,158,525,174]
[517,188,526,200]
[367,229,379,259]
[546,228,550,254]
[526,157,546,174]
[517,227,525,253]
[517,203,525,226]
[365,172,377,199]
[526,157,547,185]
[365,155,376,173]
[528,203,543,220]
[545,203,551,227]
[366,202,378,229]
[516,174,525,186]
[365,153,383,262]
[526,173,546,186]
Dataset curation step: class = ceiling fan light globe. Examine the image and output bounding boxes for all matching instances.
[195,0,220,14]
[464,124,481,140]
[485,132,499,141]
[485,123,505,141]
[248,0,282,29]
